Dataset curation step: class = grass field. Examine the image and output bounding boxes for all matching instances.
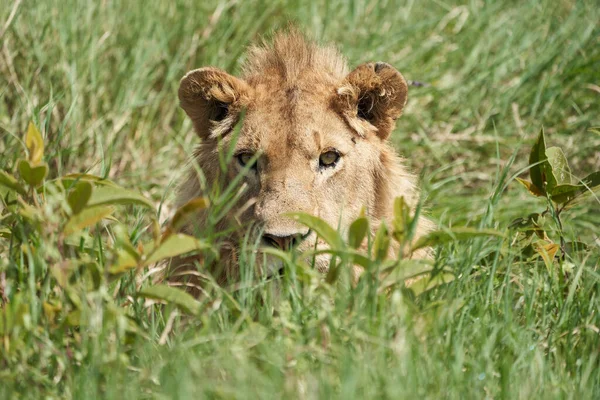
[1,0,600,398]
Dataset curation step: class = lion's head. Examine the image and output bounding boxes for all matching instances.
[174,31,429,284]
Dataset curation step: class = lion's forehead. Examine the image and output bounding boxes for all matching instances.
[239,119,354,163]
[238,88,354,159]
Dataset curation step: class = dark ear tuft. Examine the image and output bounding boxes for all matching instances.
[334,62,408,140]
[357,95,375,121]
[212,102,229,122]
[178,67,250,139]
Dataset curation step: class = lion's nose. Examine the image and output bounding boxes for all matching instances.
[262,231,309,251]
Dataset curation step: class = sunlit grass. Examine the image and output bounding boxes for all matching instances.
[1,0,599,398]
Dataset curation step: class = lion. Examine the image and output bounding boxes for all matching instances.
[170,30,433,292]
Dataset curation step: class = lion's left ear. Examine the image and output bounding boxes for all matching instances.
[334,62,408,140]
[179,67,251,139]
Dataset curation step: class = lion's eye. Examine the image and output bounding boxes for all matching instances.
[237,152,255,168]
[319,150,340,168]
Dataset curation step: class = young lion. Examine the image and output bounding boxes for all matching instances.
[171,31,432,289]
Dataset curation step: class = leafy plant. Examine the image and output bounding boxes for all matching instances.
[512,128,600,267]
[286,197,502,297]
[0,122,214,353]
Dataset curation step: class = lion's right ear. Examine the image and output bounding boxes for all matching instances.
[178,67,251,139]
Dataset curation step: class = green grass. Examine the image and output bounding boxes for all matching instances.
[1,0,600,398]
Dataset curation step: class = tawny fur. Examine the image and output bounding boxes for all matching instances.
[170,30,433,293]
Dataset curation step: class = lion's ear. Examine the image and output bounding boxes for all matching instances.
[335,62,408,140]
[179,67,250,139]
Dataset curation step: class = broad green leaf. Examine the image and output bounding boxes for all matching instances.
[0,295,29,334]
[381,259,434,277]
[164,197,210,237]
[17,199,42,222]
[373,223,390,261]
[49,258,102,295]
[381,266,452,295]
[0,170,27,196]
[515,177,544,197]
[347,217,368,249]
[325,258,342,284]
[305,248,373,271]
[137,285,201,315]
[42,301,62,324]
[80,260,103,290]
[15,302,32,331]
[319,248,367,285]
[67,181,92,214]
[392,196,411,241]
[113,224,137,251]
[63,206,114,235]
[545,146,572,185]
[558,172,600,208]
[407,272,455,296]
[541,160,557,193]
[143,233,212,266]
[25,121,44,165]
[18,159,48,187]
[379,260,438,292]
[104,304,144,336]
[349,253,375,270]
[51,260,80,287]
[549,172,600,205]
[412,227,504,252]
[286,212,344,249]
[111,224,141,268]
[108,249,139,274]
[60,173,117,189]
[581,171,600,190]
[87,186,154,209]
[508,213,546,239]
[529,128,547,192]
[528,128,558,192]
[549,184,584,204]
[66,310,82,326]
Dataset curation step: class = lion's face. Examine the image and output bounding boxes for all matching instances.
[228,90,380,273]
[177,34,411,279]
